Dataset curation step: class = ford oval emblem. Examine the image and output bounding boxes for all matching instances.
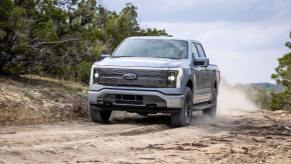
[123,73,137,80]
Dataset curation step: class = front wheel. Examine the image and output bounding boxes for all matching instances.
[88,105,111,123]
[171,87,193,127]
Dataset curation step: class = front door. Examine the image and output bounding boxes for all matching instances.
[192,43,212,103]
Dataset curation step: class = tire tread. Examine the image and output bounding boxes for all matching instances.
[89,105,111,123]
[171,87,193,127]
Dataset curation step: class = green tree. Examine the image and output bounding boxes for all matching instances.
[0,0,169,82]
[271,32,291,111]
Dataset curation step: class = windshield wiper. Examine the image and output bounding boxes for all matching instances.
[112,56,180,59]
[112,56,136,58]
[154,57,180,59]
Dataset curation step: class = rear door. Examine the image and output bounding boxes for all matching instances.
[195,43,212,94]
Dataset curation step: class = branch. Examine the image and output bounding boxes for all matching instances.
[33,38,79,47]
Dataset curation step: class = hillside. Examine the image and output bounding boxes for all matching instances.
[0,75,88,126]
[249,83,285,92]
[231,82,286,110]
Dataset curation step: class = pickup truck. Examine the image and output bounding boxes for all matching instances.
[88,36,220,127]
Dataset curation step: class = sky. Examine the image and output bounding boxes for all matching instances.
[102,0,291,84]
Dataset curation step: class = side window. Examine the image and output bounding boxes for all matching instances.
[196,44,206,58]
[191,43,200,59]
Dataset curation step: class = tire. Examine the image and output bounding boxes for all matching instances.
[171,87,193,127]
[137,112,148,116]
[203,88,217,117]
[88,105,111,123]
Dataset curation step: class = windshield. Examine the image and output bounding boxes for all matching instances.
[113,39,188,59]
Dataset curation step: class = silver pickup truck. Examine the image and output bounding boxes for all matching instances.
[88,36,220,127]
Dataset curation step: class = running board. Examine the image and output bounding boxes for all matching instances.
[193,103,213,111]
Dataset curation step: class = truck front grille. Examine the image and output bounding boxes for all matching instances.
[96,68,168,88]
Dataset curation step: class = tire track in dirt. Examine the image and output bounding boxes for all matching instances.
[0,114,171,152]
[0,110,290,164]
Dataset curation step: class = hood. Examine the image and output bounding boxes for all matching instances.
[94,57,189,68]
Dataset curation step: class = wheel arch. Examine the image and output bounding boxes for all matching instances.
[186,79,194,92]
[213,80,219,93]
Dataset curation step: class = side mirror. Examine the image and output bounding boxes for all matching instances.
[194,58,209,67]
[99,54,110,60]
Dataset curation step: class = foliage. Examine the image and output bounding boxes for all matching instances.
[0,0,168,82]
[271,32,291,111]
[270,91,288,110]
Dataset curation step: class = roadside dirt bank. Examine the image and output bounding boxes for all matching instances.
[0,75,87,126]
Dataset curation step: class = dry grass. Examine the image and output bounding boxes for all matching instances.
[0,75,88,126]
[21,75,88,92]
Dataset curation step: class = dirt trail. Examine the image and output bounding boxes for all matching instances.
[0,110,290,164]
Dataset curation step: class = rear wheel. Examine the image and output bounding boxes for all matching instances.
[88,105,111,123]
[203,89,217,117]
[171,87,193,127]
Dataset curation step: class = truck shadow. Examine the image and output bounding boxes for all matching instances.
[109,111,213,127]
[110,113,172,126]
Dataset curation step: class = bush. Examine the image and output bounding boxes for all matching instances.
[270,91,287,111]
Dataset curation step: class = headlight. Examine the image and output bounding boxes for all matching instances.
[93,69,99,83]
[167,70,178,88]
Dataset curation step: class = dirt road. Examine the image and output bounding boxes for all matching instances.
[0,110,290,164]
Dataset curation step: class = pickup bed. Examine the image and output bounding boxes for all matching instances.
[88,36,220,127]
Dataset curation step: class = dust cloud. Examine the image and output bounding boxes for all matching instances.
[217,82,259,116]
[111,81,260,120]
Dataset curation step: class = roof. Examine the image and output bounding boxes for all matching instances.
[127,36,201,44]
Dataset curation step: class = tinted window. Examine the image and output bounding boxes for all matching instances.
[196,44,206,57]
[191,43,199,58]
[113,39,188,59]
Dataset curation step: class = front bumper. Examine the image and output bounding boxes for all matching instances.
[88,88,185,113]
